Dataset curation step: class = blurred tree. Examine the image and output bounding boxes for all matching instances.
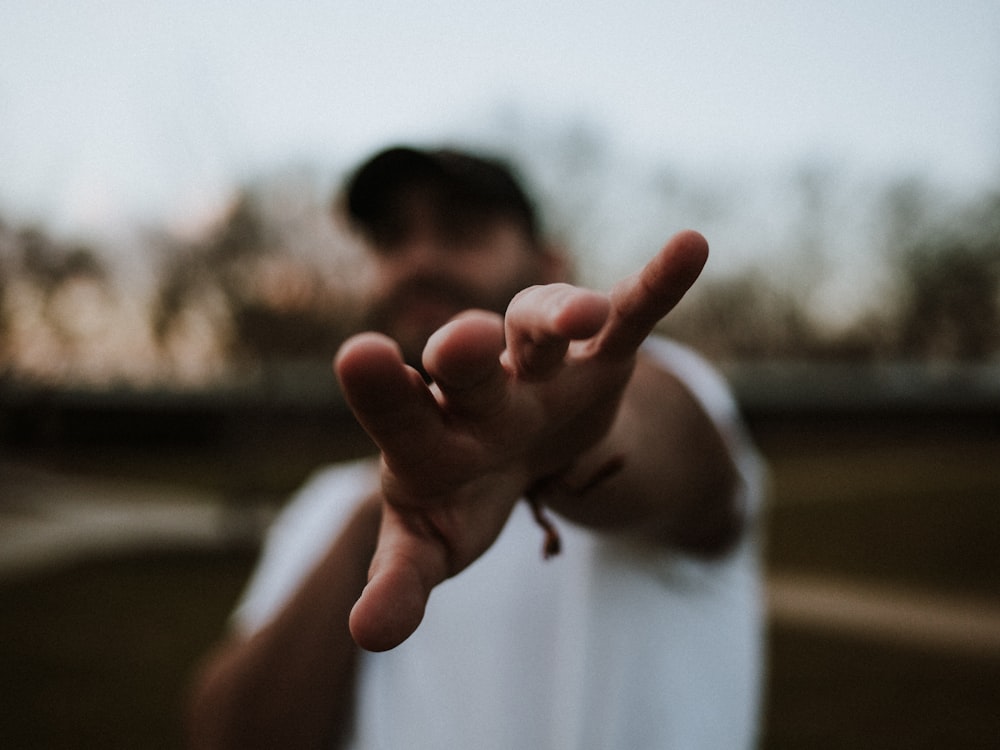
[18,227,106,292]
[0,220,126,384]
[13,225,110,353]
[662,270,820,360]
[887,184,1000,360]
[4,135,998,382]
[0,220,11,369]
[151,183,360,377]
[151,192,268,357]
[897,240,999,359]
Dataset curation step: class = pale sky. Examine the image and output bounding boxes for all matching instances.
[1,0,998,239]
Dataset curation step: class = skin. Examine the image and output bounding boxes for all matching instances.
[187,216,742,748]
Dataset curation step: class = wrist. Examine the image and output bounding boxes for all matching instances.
[524,452,626,558]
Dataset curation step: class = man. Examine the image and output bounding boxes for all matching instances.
[188,146,766,749]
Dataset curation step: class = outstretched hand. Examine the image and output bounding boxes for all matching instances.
[334,230,708,651]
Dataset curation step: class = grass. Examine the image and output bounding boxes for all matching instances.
[1,413,998,748]
[757,416,1000,598]
[756,415,1000,748]
[0,550,256,749]
[762,627,1000,750]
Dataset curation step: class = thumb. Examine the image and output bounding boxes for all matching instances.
[349,507,450,652]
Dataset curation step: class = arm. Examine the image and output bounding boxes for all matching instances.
[536,350,743,556]
[338,230,742,653]
[186,493,381,750]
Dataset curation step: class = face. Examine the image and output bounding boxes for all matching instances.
[364,213,557,369]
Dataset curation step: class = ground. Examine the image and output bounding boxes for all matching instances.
[1,411,998,748]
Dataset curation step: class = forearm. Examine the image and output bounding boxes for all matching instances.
[540,354,743,556]
[187,495,381,749]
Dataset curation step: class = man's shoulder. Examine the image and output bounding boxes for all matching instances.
[642,335,738,421]
[297,456,380,495]
[274,456,380,529]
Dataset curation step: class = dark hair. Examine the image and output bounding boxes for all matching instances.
[343,146,540,248]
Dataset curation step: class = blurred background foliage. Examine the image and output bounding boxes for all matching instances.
[1,128,997,393]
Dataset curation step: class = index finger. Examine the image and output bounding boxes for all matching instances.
[335,332,445,474]
[593,230,708,360]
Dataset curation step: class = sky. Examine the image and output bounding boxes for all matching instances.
[1,0,999,241]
